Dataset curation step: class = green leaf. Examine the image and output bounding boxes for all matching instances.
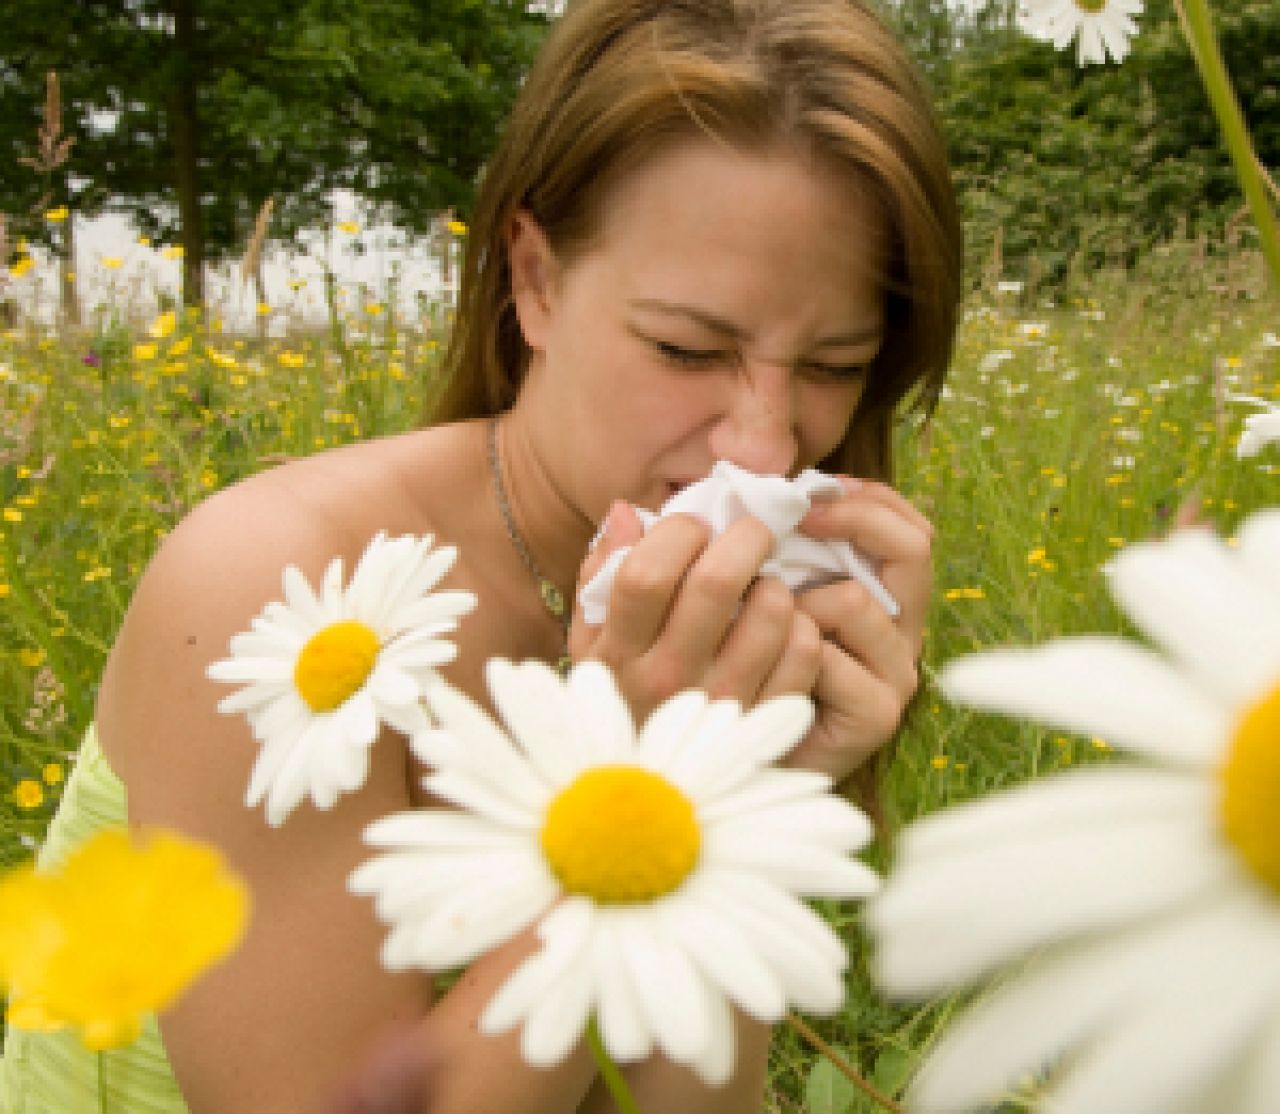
[805,1053,858,1114]
[871,1046,913,1098]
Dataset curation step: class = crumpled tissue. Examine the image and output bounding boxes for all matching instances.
[578,460,898,626]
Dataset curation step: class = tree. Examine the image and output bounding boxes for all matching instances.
[936,0,1280,288]
[0,0,547,306]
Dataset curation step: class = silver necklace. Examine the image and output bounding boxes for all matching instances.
[487,417,572,675]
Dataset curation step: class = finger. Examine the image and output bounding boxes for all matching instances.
[588,512,712,661]
[654,516,779,679]
[798,498,932,642]
[801,493,932,565]
[569,501,646,660]
[797,579,919,699]
[694,572,796,704]
[575,500,646,589]
[755,608,824,704]
[824,476,933,535]
[785,644,908,779]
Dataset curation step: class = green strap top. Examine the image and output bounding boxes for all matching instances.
[0,726,189,1114]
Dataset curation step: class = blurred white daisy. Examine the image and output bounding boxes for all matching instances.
[1018,0,1143,66]
[208,533,475,826]
[351,658,877,1085]
[867,510,1280,1114]
[1232,396,1280,459]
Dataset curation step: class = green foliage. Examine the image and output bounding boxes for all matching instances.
[0,0,546,299]
[883,0,1280,291]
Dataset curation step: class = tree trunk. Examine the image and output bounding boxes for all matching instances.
[60,213,79,327]
[171,0,204,308]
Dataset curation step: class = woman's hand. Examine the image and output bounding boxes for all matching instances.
[785,476,932,781]
[568,502,824,718]
[568,478,931,783]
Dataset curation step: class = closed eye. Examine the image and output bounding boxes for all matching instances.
[652,340,730,368]
[801,361,869,383]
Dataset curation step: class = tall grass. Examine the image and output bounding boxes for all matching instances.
[0,238,1276,1110]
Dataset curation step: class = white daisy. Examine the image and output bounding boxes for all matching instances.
[1234,398,1280,459]
[350,658,877,1085]
[867,510,1280,1114]
[1018,0,1143,66]
[207,532,475,826]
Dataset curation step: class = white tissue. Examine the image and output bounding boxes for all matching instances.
[578,461,899,626]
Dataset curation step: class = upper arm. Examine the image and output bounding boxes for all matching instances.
[96,479,431,1112]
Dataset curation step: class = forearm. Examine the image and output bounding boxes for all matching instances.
[409,931,602,1114]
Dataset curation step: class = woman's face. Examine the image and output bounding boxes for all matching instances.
[509,138,888,521]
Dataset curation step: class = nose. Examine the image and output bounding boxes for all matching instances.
[707,360,798,476]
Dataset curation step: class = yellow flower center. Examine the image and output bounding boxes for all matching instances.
[293,620,380,712]
[1074,0,1107,11]
[540,766,700,904]
[1221,681,1280,893]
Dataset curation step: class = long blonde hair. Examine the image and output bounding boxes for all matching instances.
[432,0,962,484]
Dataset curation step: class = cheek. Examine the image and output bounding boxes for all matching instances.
[800,383,865,458]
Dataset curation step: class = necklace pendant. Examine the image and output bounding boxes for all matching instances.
[540,579,567,619]
[555,652,573,677]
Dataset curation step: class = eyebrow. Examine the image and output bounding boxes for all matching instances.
[629,298,883,348]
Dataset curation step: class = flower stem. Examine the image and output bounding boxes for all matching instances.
[585,1018,641,1114]
[785,1011,905,1114]
[97,1050,108,1114]
[1174,0,1280,291]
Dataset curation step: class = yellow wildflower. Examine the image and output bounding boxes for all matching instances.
[337,220,360,234]
[42,764,63,787]
[447,219,468,236]
[8,257,33,279]
[132,343,158,361]
[13,780,43,810]
[0,828,249,1050]
[161,245,184,260]
[148,311,177,339]
[43,207,69,223]
[18,648,44,668]
[100,257,123,271]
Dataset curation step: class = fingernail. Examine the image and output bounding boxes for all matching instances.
[592,501,626,548]
[604,500,630,535]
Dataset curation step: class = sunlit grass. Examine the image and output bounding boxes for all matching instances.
[1,249,1276,1110]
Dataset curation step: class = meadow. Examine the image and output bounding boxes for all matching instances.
[0,237,1276,1112]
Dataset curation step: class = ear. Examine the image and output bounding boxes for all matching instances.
[506,209,561,352]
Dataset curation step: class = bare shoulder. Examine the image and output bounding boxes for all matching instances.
[90,438,454,1109]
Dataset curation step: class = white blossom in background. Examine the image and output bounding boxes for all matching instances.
[1019,0,1144,67]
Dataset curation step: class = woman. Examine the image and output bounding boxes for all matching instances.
[0,0,960,1110]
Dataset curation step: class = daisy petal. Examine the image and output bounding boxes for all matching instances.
[1047,893,1280,1114]
[565,661,636,763]
[871,786,1235,996]
[590,914,654,1063]
[1106,530,1280,707]
[938,637,1228,767]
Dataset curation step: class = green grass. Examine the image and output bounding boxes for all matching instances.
[0,248,1276,1111]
